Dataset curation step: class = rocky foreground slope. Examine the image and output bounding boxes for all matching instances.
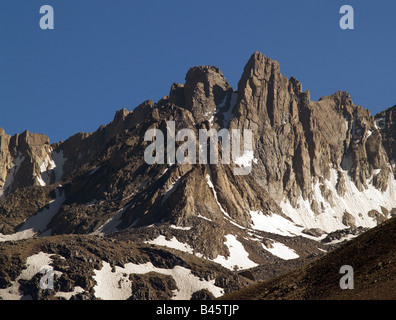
[0,234,251,300]
[0,51,395,299]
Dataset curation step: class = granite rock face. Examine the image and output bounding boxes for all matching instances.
[375,104,396,175]
[0,129,54,196]
[183,65,232,123]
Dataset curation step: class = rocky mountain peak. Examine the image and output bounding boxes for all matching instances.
[322,90,352,106]
[239,51,280,81]
[235,51,304,131]
[181,65,232,123]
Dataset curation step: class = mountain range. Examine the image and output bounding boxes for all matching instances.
[0,51,395,300]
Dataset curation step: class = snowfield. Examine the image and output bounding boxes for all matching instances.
[280,168,396,233]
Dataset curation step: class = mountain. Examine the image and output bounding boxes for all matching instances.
[0,51,395,300]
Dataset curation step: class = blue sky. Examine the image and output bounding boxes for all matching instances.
[1,0,395,143]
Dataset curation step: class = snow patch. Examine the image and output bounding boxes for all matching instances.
[262,240,299,260]
[38,153,56,186]
[364,129,373,139]
[233,150,257,168]
[0,251,88,300]
[205,174,231,218]
[51,149,66,182]
[93,205,130,236]
[55,286,85,300]
[170,225,192,231]
[93,261,224,300]
[323,233,358,245]
[375,117,385,130]
[0,252,59,300]
[36,175,46,187]
[212,234,258,270]
[208,91,238,127]
[145,235,199,256]
[249,210,306,237]
[197,214,212,222]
